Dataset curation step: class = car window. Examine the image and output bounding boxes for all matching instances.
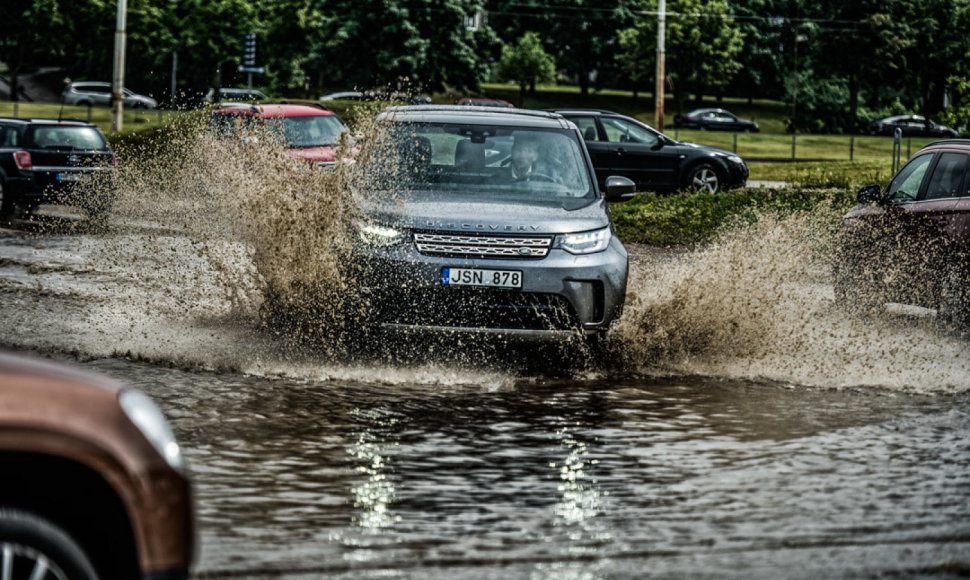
[273,115,346,147]
[569,117,600,141]
[601,117,659,146]
[0,126,17,147]
[29,126,107,150]
[887,154,934,202]
[923,153,969,200]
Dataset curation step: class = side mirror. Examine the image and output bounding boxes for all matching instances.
[604,175,636,202]
[856,183,884,204]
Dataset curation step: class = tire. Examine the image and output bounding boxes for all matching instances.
[685,163,722,194]
[0,179,10,219]
[938,261,970,333]
[0,507,100,580]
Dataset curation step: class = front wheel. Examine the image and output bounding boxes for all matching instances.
[686,163,722,194]
[0,179,10,219]
[0,507,100,580]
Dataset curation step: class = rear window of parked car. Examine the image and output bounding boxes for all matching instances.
[29,126,107,149]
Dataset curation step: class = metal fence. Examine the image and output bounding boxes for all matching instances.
[669,127,938,164]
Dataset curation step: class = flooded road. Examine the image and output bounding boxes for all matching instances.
[1,218,969,579]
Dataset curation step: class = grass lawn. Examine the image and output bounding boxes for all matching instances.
[0,101,174,135]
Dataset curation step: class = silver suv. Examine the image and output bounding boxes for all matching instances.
[352,106,635,341]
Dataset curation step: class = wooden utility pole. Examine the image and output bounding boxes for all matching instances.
[654,0,666,131]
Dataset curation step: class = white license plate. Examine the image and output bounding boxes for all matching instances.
[442,268,522,288]
[56,172,88,182]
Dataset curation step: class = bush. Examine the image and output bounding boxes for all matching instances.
[612,186,856,246]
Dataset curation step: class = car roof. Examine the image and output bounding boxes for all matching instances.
[69,81,109,87]
[919,139,970,151]
[381,105,573,129]
[0,117,99,127]
[212,103,335,117]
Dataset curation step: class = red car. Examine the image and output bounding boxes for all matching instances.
[209,103,349,168]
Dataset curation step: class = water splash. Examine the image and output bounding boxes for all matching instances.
[613,206,970,393]
[8,114,970,392]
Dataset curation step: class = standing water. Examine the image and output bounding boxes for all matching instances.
[0,118,967,578]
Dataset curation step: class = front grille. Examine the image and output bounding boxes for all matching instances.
[414,232,552,258]
[376,288,581,331]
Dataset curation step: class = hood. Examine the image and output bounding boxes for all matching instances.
[358,193,611,235]
[674,140,736,158]
[285,145,337,163]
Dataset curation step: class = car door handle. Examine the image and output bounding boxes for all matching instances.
[614,147,627,155]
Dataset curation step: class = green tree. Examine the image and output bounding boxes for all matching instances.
[486,0,636,97]
[310,0,489,94]
[728,0,789,103]
[616,0,744,112]
[497,31,556,104]
[0,0,68,101]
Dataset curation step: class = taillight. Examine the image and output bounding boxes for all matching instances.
[13,150,32,170]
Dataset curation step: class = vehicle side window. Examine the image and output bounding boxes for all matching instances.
[923,153,969,200]
[570,117,599,141]
[601,118,658,146]
[887,154,933,202]
[0,126,16,147]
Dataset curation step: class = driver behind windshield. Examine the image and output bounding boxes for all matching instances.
[508,134,560,183]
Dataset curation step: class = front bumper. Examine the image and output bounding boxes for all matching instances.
[724,160,748,189]
[352,235,628,337]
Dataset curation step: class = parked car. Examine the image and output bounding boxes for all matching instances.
[61,81,158,109]
[348,105,635,342]
[320,91,431,105]
[0,117,116,220]
[319,91,365,101]
[868,115,958,138]
[208,103,349,168]
[672,108,759,132]
[549,109,748,194]
[456,98,514,108]
[203,87,269,104]
[0,351,194,580]
[834,139,970,327]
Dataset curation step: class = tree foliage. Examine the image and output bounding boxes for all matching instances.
[3,0,970,136]
[617,0,744,111]
[497,32,556,104]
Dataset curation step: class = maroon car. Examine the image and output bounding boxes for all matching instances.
[834,139,970,328]
[0,352,194,580]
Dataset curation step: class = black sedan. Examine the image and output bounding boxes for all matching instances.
[868,115,958,138]
[672,108,759,132]
[550,109,748,194]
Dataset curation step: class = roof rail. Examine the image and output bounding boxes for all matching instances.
[385,104,562,120]
[921,138,970,149]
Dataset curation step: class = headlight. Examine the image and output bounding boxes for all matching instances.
[726,155,744,165]
[559,227,612,254]
[119,389,186,472]
[356,221,406,247]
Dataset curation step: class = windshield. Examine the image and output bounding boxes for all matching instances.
[29,126,107,150]
[271,115,345,148]
[365,122,595,203]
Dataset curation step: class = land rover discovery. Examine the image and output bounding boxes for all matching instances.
[351,105,635,340]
